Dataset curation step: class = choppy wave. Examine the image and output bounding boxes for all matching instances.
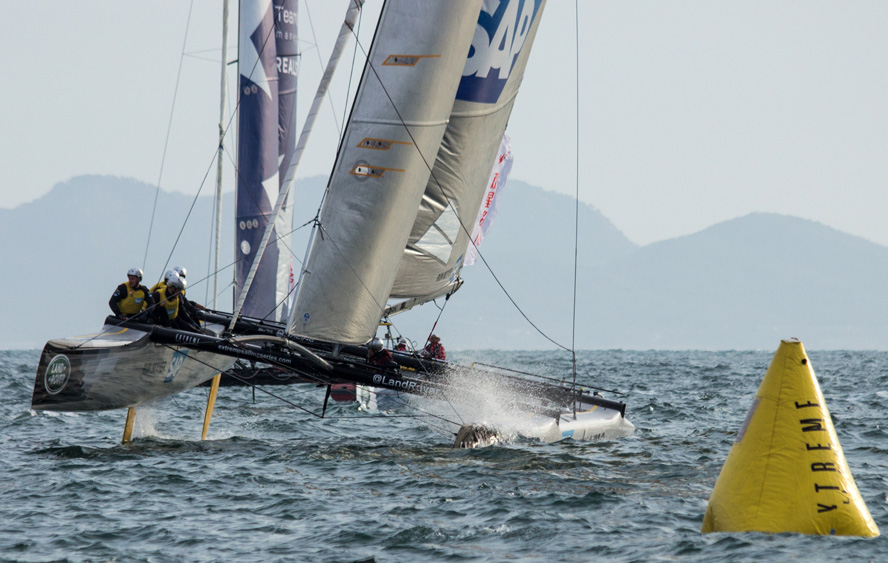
[1,348,886,561]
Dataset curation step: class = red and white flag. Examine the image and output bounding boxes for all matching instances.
[465,134,513,266]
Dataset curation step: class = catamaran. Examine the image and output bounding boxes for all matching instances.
[30,0,633,446]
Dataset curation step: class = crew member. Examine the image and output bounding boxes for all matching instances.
[421,334,446,361]
[170,265,206,311]
[395,337,409,352]
[368,338,398,369]
[151,274,202,332]
[109,267,154,320]
[150,270,176,294]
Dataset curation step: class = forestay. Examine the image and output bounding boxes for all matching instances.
[288,0,483,344]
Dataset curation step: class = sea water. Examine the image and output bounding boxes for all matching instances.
[1,349,886,562]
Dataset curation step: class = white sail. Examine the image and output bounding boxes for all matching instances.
[389,0,547,300]
[287,0,483,344]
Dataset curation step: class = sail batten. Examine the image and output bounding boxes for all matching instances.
[287,0,484,344]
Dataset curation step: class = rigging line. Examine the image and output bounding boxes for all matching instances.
[158,152,219,280]
[380,313,466,426]
[216,319,463,427]
[204,189,217,306]
[301,0,365,225]
[424,297,449,345]
[159,344,328,418]
[346,384,461,427]
[328,414,426,419]
[147,2,280,285]
[162,5,280,294]
[303,0,342,137]
[156,7,283,289]
[572,0,580,391]
[193,334,463,427]
[346,25,570,353]
[73,261,241,349]
[308,221,462,428]
[72,256,241,351]
[312,221,390,322]
[70,289,201,350]
[219,142,317,271]
[341,3,362,152]
[143,0,195,269]
[471,361,625,395]
[376,308,465,425]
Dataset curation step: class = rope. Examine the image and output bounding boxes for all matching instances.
[162,339,463,430]
[572,0,581,393]
[301,20,570,352]
[143,0,195,269]
[302,0,343,137]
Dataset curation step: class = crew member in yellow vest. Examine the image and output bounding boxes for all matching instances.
[150,270,176,294]
[170,266,206,311]
[151,273,202,332]
[109,267,154,320]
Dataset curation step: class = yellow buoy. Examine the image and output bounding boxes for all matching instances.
[702,339,879,536]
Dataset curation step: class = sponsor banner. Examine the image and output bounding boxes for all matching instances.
[457,0,544,104]
[465,134,513,266]
[236,0,298,322]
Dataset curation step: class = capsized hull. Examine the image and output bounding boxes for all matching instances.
[31,323,236,412]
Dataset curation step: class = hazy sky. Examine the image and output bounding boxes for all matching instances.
[2,1,886,247]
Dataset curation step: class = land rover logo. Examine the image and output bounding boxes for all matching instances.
[44,355,71,395]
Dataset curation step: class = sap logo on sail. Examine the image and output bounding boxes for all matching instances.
[163,350,189,383]
[457,0,542,104]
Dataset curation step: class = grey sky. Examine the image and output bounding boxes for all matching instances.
[1,1,886,246]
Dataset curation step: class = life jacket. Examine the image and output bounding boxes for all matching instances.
[369,348,394,366]
[155,286,180,320]
[151,280,186,297]
[118,283,149,315]
[424,342,445,360]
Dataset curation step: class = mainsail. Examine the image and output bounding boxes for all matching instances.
[389,0,546,300]
[288,0,484,344]
[235,0,298,322]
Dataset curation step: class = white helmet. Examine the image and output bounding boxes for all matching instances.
[173,266,187,279]
[369,338,384,352]
[127,267,143,280]
[164,270,177,284]
[167,274,186,291]
[398,337,408,346]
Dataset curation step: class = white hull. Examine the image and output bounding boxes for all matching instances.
[530,402,635,443]
[357,384,633,445]
[32,323,236,412]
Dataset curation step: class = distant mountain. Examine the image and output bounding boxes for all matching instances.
[579,213,888,350]
[2,175,885,351]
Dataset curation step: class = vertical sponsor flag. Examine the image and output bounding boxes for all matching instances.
[235,0,298,321]
[464,134,513,266]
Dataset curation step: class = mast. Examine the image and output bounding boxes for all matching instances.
[212,0,231,310]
